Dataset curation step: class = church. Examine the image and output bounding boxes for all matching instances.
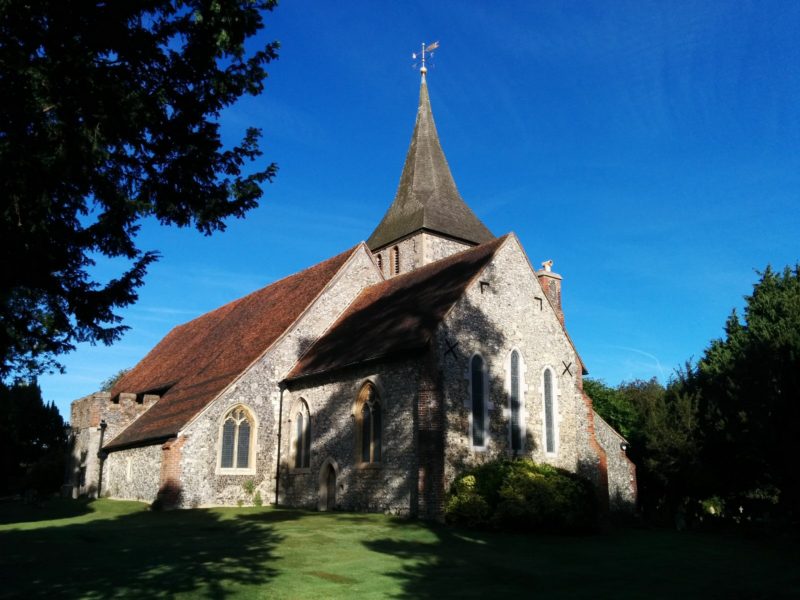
[66,71,636,518]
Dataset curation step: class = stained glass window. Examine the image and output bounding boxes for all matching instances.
[219,407,254,470]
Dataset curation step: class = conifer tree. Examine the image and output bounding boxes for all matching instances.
[0,0,279,378]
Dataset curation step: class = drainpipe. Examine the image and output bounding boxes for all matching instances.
[96,420,108,498]
[275,384,286,506]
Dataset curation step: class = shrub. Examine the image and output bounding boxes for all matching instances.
[253,491,263,507]
[444,475,490,527]
[445,459,598,533]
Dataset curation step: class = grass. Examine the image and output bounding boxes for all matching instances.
[1,499,798,599]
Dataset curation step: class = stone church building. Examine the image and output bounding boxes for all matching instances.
[67,74,636,517]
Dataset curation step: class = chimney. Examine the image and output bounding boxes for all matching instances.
[536,260,564,325]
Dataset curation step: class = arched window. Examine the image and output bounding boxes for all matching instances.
[376,254,383,273]
[391,246,400,275]
[357,383,382,464]
[509,350,523,453]
[219,406,255,472]
[471,355,487,448]
[292,400,311,469]
[543,369,556,454]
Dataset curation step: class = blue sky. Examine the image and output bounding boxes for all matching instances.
[40,0,799,418]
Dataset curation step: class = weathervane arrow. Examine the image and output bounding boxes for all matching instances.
[412,41,440,75]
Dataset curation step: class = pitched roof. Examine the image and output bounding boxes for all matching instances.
[366,76,494,251]
[105,245,361,450]
[286,236,509,380]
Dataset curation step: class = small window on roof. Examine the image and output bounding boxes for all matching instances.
[391,246,400,275]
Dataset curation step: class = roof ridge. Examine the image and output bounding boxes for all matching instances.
[176,243,363,330]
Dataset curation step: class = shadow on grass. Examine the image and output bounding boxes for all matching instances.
[364,522,800,599]
[0,497,95,525]
[0,502,298,599]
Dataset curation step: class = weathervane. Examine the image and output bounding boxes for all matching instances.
[412,41,439,75]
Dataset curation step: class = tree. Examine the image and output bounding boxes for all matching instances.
[587,376,699,520]
[689,265,800,515]
[100,368,131,392]
[0,0,279,379]
[583,378,637,439]
[621,377,699,518]
[0,380,67,494]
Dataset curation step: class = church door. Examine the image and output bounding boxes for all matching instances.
[325,464,336,510]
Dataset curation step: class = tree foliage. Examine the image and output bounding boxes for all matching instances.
[589,265,800,523]
[0,380,67,495]
[587,376,699,519]
[0,0,279,379]
[688,265,800,514]
[100,368,131,392]
[583,378,637,439]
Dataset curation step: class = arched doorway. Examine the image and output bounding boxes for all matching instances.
[325,464,336,510]
[318,458,339,511]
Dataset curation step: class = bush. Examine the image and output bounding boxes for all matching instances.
[444,475,490,527]
[445,459,598,533]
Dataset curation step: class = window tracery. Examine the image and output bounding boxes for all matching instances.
[219,406,255,472]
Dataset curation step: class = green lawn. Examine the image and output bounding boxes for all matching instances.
[1,499,798,599]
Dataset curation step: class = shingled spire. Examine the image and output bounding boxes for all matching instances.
[366,74,494,251]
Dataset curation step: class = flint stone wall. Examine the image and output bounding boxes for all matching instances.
[175,247,382,508]
[104,444,162,502]
[374,232,471,278]
[437,236,602,490]
[282,359,420,515]
[68,391,154,498]
[422,232,471,265]
[593,411,637,512]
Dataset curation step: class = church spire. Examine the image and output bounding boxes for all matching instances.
[366,73,494,251]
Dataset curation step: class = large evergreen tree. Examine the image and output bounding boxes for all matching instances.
[0,380,67,494]
[0,0,279,379]
[690,265,800,514]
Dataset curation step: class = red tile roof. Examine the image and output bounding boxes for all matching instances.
[105,245,361,449]
[286,236,509,380]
